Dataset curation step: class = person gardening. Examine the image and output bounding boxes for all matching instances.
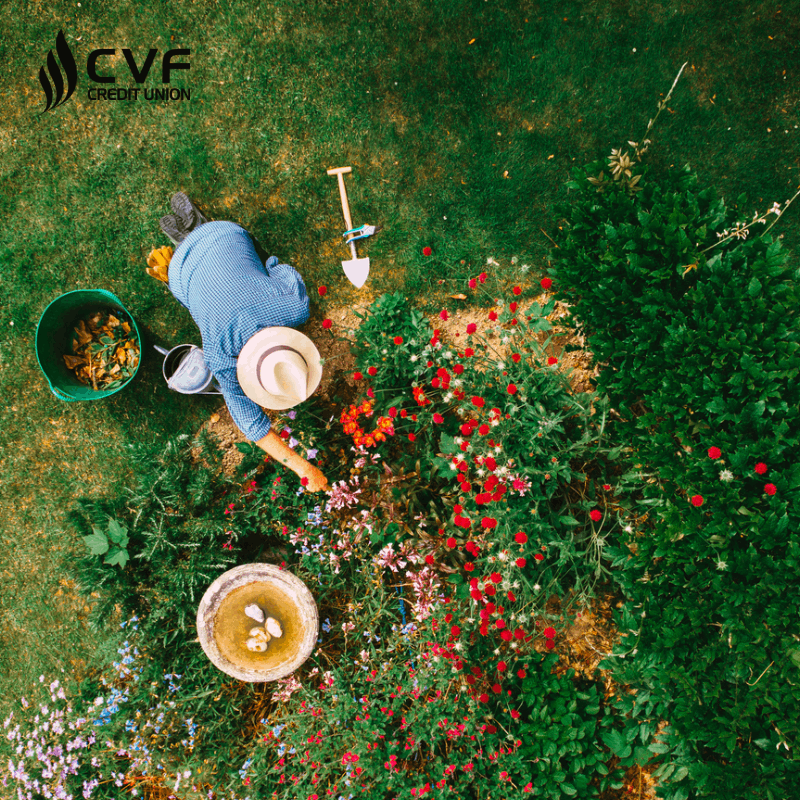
[153,192,330,492]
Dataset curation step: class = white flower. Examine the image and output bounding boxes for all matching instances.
[511,256,519,264]
[719,469,734,482]
[497,361,505,370]
[716,560,728,571]
[443,350,453,360]
[533,584,541,592]
[410,354,418,362]
[382,348,388,354]
[770,202,781,215]
[454,436,463,445]
[444,392,454,402]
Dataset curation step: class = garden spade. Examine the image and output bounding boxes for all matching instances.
[326,166,374,288]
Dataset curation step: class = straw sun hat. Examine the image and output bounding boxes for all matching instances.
[237,327,322,411]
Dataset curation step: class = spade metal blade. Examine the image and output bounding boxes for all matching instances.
[342,257,370,288]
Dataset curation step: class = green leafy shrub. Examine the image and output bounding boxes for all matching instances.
[550,162,800,798]
[352,291,434,389]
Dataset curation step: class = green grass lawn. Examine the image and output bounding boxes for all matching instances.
[1,0,798,709]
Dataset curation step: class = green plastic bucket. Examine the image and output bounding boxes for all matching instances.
[35,289,142,402]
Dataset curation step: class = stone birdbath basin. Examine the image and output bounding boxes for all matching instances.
[196,563,318,682]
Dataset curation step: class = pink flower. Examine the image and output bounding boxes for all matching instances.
[479,272,487,283]
[468,278,477,289]
[439,309,449,321]
[433,413,444,424]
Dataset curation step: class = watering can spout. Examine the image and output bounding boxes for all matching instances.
[153,345,169,356]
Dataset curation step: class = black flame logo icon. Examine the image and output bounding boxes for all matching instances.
[38,30,78,113]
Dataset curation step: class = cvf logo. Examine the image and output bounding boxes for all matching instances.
[38,29,191,113]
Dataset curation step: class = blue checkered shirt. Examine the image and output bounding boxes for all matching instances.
[168,221,310,440]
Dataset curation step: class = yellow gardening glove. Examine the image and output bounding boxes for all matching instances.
[145,246,173,283]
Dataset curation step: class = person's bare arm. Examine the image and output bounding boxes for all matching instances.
[255,430,330,492]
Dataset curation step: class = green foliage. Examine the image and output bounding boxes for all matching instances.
[513,653,619,797]
[552,164,800,797]
[82,517,130,568]
[353,292,435,390]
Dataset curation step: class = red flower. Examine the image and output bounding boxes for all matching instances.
[353,371,363,380]
[478,424,489,435]
[512,286,521,296]
[517,669,526,679]
[423,246,433,256]
[367,366,377,376]
[510,709,521,720]
[534,553,544,562]
[511,353,521,363]
[439,309,449,321]
[446,537,457,548]
[472,396,485,408]
[495,619,506,629]
[507,383,518,395]
[388,406,397,418]
[543,627,556,638]
[509,302,518,313]
[468,278,477,289]
[433,413,444,424]
[589,509,602,522]
[318,286,328,296]
[464,562,475,572]
[479,693,489,703]
[544,639,555,650]
[408,433,416,442]
[764,483,777,496]
[492,683,502,694]
[707,446,721,459]
[754,462,768,475]
[301,477,309,486]
[515,557,526,568]
[481,517,497,530]
[479,272,487,283]
[466,323,477,334]
[488,311,498,321]
[500,630,513,641]
[322,318,333,329]
[515,531,528,544]
[690,494,704,507]
[540,277,552,290]
[394,335,403,345]
[453,363,464,374]
[490,572,502,583]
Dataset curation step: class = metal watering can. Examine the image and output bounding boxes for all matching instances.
[154,344,222,396]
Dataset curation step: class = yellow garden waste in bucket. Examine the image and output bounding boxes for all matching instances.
[35,289,142,402]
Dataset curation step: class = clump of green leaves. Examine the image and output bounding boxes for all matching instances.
[82,516,130,568]
[353,292,434,390]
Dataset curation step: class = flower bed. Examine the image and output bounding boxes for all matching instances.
[2,277,639,800]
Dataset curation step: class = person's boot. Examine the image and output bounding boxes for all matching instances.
[171,192,209,231]
[159,214,189,245]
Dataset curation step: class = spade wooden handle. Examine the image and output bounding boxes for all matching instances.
[326,166,354,231]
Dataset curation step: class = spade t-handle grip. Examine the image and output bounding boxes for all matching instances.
[326,166,355,232]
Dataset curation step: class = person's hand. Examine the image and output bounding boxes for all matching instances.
[299,464,330,493]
